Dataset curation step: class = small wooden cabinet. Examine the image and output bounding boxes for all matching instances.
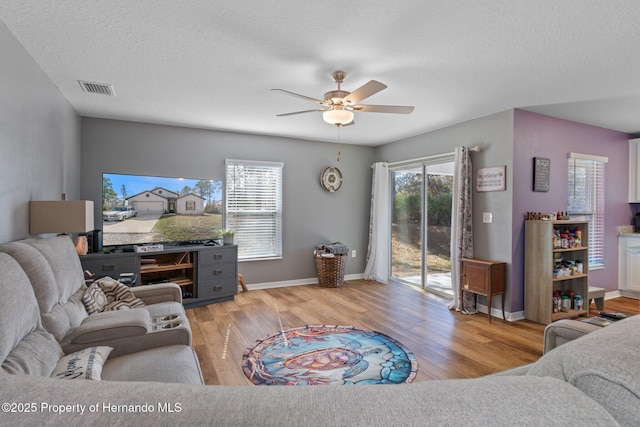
[460,258,506,323]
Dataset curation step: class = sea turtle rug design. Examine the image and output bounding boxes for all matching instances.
[241,325,418,386]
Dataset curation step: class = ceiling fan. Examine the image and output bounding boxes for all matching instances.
[272,70,414,127]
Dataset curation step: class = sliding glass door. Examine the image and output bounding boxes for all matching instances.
[390,158,454,297]
[391,167,423,284]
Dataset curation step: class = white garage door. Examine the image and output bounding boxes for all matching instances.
[133,201,164,214]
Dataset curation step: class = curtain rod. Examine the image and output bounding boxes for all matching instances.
[374,145,482,169]
[387,152,454,168]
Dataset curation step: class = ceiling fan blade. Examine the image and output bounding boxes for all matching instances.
[352,104,415,114]
[271,88,325,105]
[342,80,387,105]
[276,108,327,117]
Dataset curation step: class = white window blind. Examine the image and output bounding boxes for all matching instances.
[225,159,283,260]
[567,153,607,269]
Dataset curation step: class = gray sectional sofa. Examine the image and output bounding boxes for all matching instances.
[1,237,639,426]
[0,237,193,358]
[0,237,203,386]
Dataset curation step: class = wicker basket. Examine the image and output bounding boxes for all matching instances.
[314,253,347,288]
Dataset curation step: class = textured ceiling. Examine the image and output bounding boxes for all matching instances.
[2,1,640,146]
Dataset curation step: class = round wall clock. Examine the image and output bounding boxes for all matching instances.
[320,166,343,192]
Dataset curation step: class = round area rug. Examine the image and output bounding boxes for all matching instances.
[241,325,417,385]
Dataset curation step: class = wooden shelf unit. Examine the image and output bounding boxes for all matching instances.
[525,220,589,325]
[140,251,195,298]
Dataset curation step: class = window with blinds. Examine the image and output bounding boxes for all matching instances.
[567,153,607,269]
[225,159,283,260]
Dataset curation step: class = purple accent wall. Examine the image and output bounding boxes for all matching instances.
[511,110,630,313]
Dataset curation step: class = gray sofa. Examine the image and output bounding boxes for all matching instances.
[0,252,203,385]
[1,238,639,426]
[0,237,192,357]
[543,317,602,353]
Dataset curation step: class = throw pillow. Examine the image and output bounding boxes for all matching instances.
[82,282,108,314]
[51,346,113,380]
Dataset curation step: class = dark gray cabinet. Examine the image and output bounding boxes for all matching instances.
[197,246,238,300]
[80,244,238,308]
[80,254,139,282]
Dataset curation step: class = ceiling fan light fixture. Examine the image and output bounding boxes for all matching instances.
[323,108,354,126]
[274,70,413,127]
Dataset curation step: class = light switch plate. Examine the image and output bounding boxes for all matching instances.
[483,212,493,223]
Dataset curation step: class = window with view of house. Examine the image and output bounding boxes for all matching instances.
[225,159,283,260]
[567,153,607,269]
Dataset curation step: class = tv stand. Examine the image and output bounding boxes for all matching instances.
[80,244,238,308]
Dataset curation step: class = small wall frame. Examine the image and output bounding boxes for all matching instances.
[476,166,506,192]
[533,157,550,192]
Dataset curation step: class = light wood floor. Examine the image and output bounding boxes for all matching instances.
[186,280,640,385]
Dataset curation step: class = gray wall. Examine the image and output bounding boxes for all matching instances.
[81,118,375,285]
[375,110,516,312]
[0,21,81,244]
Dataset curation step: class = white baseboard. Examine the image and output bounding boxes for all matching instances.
[240,273,365,291]
[608,289,625,299]
[477,290,628,322]
[507,310,525,321]
[473,302,523,322]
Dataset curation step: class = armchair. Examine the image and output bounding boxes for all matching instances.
[0,236,192,357]
[543,319,601,353]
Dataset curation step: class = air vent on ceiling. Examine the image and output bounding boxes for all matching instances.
[78,80,115,96]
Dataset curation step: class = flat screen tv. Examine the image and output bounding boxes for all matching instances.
[101,172,223,247]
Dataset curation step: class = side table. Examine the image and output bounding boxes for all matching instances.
[460,258,506,323]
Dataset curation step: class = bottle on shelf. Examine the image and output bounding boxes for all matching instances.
[553,229,562,249]
[552,291,560,313]
[567,289,575,308]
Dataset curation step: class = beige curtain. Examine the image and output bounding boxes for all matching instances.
[448,147,475,312]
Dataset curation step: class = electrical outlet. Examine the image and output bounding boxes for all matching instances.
[351,249,357,258]
[483,212,493,223]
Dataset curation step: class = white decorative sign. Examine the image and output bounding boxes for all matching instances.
[476,166,506,192]
[134,244,164,253]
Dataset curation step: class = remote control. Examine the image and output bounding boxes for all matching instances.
[598,312,628,320]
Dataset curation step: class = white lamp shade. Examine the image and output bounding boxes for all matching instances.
[30,200,94,234]
[323,108,354,125]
